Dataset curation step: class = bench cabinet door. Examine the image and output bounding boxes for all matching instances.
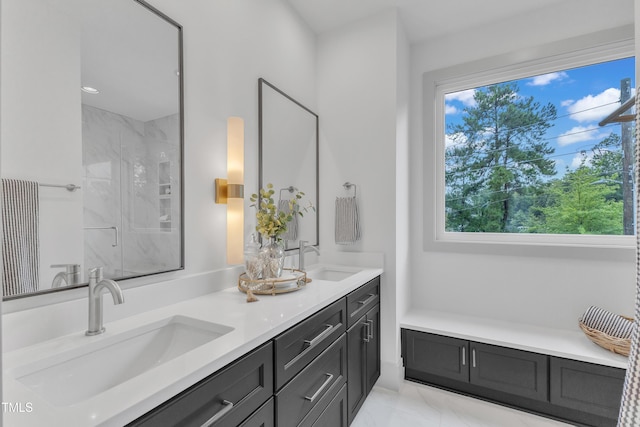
[402,330,469,383]
[470,342,548,402]
[550,357,625,420]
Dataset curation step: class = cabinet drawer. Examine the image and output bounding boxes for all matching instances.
[239,398,274,427]
[276,334,347,427]
[470,342,548,402]
[402,330,469,382]
[346,277,380,328]
[303,383,348,427]
[550,357,625,419]
[274,298,346,389]
[128,342,273,427]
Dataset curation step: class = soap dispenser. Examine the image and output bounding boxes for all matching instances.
[244,233,262,280]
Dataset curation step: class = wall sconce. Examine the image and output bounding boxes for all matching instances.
[215,117,244,264]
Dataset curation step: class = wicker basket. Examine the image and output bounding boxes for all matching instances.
[579,315,633,357]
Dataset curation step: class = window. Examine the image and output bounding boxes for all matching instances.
[430,36,636,247]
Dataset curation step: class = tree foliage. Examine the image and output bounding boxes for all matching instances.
[446,83,557,232]
[445,82,626,235]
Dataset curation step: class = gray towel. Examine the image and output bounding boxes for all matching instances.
[278,199,298,241]
[1,179,40,296]
[335,196,360,245]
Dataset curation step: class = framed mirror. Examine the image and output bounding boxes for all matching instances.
[258,78,319,251]
[1,0,184,299]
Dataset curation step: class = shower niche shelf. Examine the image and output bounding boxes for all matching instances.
[159,160,172,231]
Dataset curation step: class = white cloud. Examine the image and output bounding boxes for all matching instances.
[557,126,603,147]
[445,89,476,107]
[527,72,568,86]
[445,104,459,115]
[445,132,467,149]
[564,88,621,123]
[571,152,593,168]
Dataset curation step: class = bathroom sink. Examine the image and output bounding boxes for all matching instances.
[307,266,362,282]
[14,315,233,406]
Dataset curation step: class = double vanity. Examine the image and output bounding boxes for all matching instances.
[3,262,382,426]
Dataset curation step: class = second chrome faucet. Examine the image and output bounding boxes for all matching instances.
[86,267,125,336]
[298,240,320,271]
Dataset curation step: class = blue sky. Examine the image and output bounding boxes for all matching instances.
[444,57,635,177]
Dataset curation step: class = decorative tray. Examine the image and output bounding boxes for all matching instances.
[238,268,308,295]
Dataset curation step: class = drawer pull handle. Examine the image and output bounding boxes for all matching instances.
[357,293,376,306]
[304,324,334,347]
[201,399,233,427]
[472,348,477,368]
[462,346,466,366]
[367,319,374,340]
[304,373,334,402]
[363,321,371,343]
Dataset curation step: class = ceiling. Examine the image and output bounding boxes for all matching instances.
[286,0,569,43]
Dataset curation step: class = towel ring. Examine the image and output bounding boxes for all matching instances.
[343,182,357,197]
[279,186,295,200]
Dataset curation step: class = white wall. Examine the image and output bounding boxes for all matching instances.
[409,0,636,331]
[317,9,410,389]
[395,14,411,362]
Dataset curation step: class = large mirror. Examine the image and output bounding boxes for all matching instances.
[259,78,318,251]
[1,0,184,299]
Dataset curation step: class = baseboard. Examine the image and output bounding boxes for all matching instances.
[376,360,403,391]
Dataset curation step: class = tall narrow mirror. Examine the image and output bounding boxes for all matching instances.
[259,78,319,251]
[1,0,184,299]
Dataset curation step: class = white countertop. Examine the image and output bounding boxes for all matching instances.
[401,309,628,370]
[3,265,383,427]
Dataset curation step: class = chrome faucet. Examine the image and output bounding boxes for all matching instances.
[298,240,320,271]
[86,267,124,336]
[51,264,81,288]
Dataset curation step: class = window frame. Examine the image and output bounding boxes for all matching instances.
[425,29,635,249]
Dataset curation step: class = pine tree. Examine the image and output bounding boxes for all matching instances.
[446,83,557,232]
[538,164,622,235]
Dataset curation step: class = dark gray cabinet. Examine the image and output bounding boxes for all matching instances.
[403,330,468,382]
[402,331,547,401]
[128,275,381,427]
[402,328,625,427]
[347,304,380,424]
[470,342,548,401]
[239,398,274,427]
[128,342,273,427]
[346,277,380,328]
[276,335,347,427]
[306,384,348,427]
[550,357,625,420]
[274,298,347,390]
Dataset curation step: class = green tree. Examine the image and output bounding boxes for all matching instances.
[446,83,557,232]
[538,164,622,235]
[590,133,623,203]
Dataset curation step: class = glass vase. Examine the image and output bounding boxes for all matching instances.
[244,233,263,280]
[260,237,285,278]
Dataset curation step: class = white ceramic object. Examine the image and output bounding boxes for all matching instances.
[13,315,234,406]
[307,265,362,282]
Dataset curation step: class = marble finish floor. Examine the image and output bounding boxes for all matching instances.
[351,382,572,427]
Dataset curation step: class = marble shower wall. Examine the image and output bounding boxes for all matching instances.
[82,105,181,280]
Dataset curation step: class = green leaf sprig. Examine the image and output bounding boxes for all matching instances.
[249,183,315,240]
